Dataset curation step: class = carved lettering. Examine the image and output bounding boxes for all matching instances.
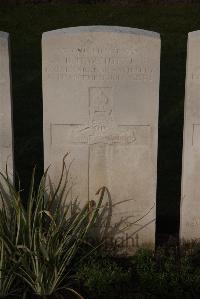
[186,217,200,227]
[192,124,200,146]
[190,67,200,83]
[45,46,153,82]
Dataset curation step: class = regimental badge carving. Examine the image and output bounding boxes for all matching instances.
[89,87,114,132]
[51,87,140,146]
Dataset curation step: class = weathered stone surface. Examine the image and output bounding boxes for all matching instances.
[181,31,200,241]
[0,32,13,180]
[42,26,160,253]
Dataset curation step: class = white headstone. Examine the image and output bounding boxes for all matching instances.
[181,31,200,241]
[42,26,160,253]
[0,32,13,180]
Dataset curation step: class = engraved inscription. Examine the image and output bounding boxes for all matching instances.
[190,67,200,83]
[186,217,200,227]
[45,47,153,82]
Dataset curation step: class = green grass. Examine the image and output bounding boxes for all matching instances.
[76,245,200,298]
[0,2,199,237]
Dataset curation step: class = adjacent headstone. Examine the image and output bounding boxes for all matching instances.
[181,31,200,241]
[0,32,13,180]
[42,26,160,253]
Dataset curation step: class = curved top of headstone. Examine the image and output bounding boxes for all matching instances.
[43,26,160,39]
[188,30,200,38]
[0,31,9,39]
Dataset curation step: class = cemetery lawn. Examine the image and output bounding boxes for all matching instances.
[75,244,200,299]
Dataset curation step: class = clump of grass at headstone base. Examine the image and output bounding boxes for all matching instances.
[0,154,106,298]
